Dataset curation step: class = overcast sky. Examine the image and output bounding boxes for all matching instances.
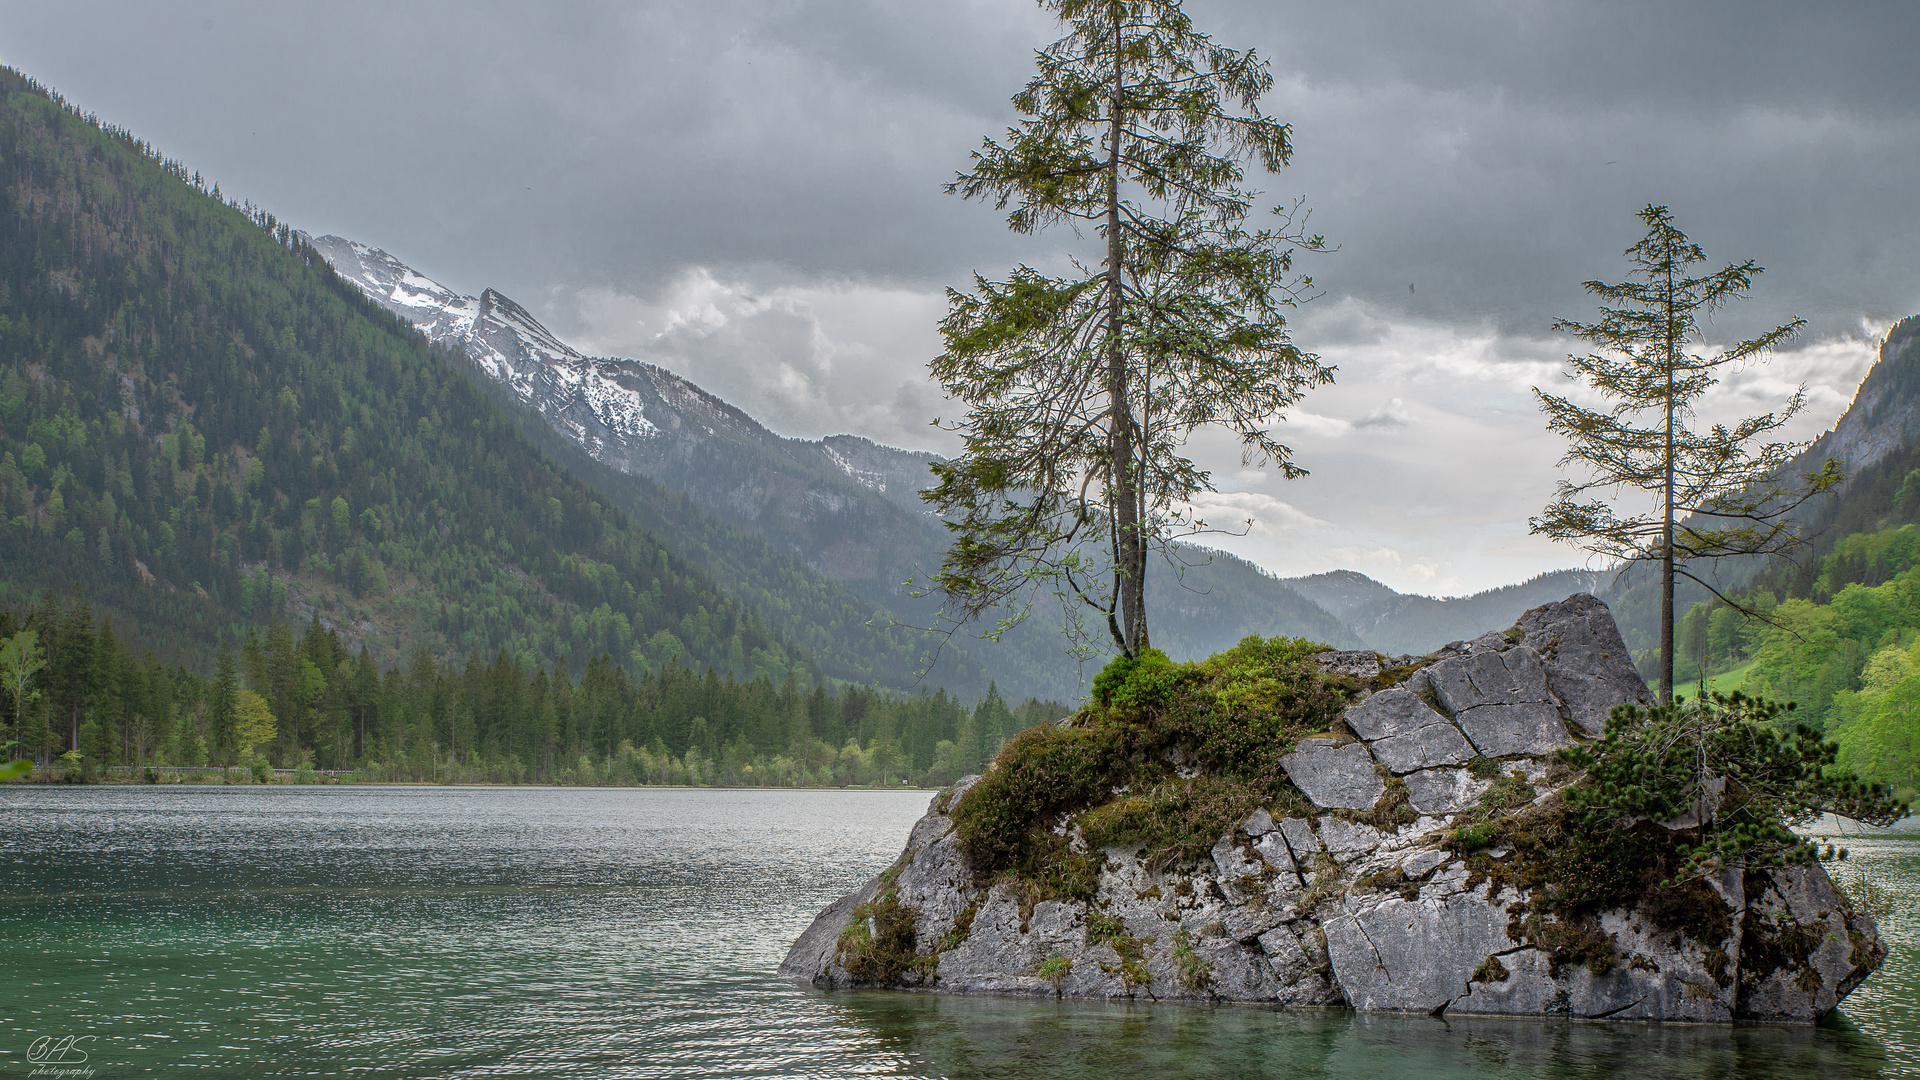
[5,1,1917,596]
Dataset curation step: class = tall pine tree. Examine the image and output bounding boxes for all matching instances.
[926,0,1329,659]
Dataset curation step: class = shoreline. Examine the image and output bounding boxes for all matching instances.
[0,771,943,793]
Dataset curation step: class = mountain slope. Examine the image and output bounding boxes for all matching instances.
[309,236,943,591]
[450,343,1008,694]
[309,236,1365,676]
[0,68,798,680]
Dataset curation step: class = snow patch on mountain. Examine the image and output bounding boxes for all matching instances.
[307,231,944,525]
[310,233,694,456]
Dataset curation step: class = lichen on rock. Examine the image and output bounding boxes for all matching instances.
[779,595,1900,1023]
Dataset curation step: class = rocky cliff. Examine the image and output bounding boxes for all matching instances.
[782,595,1886,1022]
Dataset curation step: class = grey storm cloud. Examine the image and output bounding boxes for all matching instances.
[3,0,1916,593]
[3,0,1914,335]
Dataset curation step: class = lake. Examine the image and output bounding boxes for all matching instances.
[0,785,1913,1078]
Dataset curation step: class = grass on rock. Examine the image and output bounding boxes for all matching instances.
[949,637,1351,892]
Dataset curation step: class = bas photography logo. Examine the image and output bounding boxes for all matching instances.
[25,1035,97,1079]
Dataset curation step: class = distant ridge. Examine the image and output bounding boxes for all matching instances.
[1284,568,1608,656]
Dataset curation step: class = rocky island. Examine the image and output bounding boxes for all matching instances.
[782,596,1893,1022]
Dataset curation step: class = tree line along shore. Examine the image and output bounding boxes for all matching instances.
[0,594,1068,789]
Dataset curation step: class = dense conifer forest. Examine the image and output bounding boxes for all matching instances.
[0,68,1072,783]
[0,595,1063,785]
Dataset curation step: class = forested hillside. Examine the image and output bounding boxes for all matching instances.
[1653,523,1920,797]
[0,67,820,682]
[461,354,1008,696]
[0,66,1086,782]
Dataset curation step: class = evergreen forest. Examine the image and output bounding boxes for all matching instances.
[0,595,1062,786]
[0,67,1070,784]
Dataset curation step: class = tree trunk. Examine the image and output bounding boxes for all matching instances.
[1106,16,1147,657]
[1659,262,1676,705]
[1660,516,1674,704]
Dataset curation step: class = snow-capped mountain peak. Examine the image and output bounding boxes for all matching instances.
[307,233,942,549]
[311,236,480,344]
[305,233,1383,682]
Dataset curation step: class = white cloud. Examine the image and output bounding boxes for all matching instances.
[1279,410,1354,438]
[1324,544,1464,595]
[1182,490,1329,536]
[1354,397,1413,429]
[562,271,956,452]
[1327,544,1405,568]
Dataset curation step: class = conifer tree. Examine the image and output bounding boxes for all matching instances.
[1533,205,1841,703]
[208,646,240,774]
[926,0,1329,658]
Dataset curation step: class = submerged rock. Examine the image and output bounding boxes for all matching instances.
[779,596,1883,1023]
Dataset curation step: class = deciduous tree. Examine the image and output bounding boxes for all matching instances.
[0,628,45,765]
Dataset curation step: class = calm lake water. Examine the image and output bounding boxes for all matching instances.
[0,785,1913,1079]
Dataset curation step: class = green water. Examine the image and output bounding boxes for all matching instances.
[0,786,1913,1078]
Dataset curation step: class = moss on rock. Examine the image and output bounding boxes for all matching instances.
[950,636,1351,889]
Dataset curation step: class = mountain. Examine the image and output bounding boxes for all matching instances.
[308,236,1364,676]
[309,236,942,589]
[0,68,803,682]
[1274,570,1402,625]
[1802,315,1920,477]
[1283,568,1609,655]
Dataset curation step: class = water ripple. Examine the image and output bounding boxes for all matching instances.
[0,786,1913,1078]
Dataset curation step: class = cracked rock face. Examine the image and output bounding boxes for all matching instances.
[780,596,1882,1023]
[1511,592,1653,737]
[1281,739,1384,810]
[1411,647,1572,758]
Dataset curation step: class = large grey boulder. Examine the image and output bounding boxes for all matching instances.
[781,596,1884,1024]
[1413,645,1572,757]
[1513,592,1654,737]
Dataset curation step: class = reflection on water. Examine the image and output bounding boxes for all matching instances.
[0,786,1913,1079]
[838,993,1893,1079]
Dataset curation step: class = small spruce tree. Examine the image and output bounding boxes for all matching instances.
[208,646,240,774]
[1532,205,1841,702]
